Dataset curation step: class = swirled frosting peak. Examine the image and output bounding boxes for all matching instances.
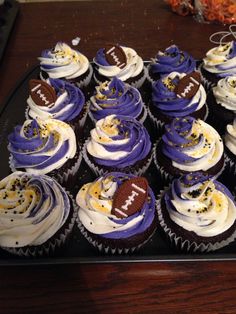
[213,76,236,112]
[90,77,143,120]
[0,171,71,247]
[8,118,76,175]
[87,114,151,168]
[151,45,196,76]
[203,41,236,77]
[225,118,236,156]
[94,45,144,81]
[164,172,236,237]
[152,72,206,118]
[39,42,89,80]
[27,78,85,122]
[162,117,224,172]
[76,172,155,239]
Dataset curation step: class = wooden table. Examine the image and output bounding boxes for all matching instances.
[1,1,236,313]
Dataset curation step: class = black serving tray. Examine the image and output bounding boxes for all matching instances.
[1,64,236,266]
[0,0,19,63]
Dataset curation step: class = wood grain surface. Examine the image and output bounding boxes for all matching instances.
[0,1,235,313]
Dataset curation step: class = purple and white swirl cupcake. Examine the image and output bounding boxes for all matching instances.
[0,171,77,256]
[89,77,147,123]
[83,114,152,176]
[200,41,236,90]
[147,45,196,83]
[154,116,224,180]
[76,172,157,253]
[157,172,236,252]
[26,78,88,137]
[149,71,208,136]
[8,119,81,186]
[38,42,93,88]
[93,44,147,88]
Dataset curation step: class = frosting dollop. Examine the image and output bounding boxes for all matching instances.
[8,119,76,175]
[0,171,71,247]
[161,117,224,172]
[203,41,236,77]
[225,118,236,155]
[86,114,151,168]
[150,45,196,77]
[27,78,85,122]
[213,76,236,112]
[90,77,144,121]
[163,172,236,237]
[76,172,155,239]
[94,45,144,81]
[152,72,206,118]
[39,42,89,80]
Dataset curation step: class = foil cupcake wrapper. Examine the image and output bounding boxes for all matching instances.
[76,216,156,254]
[3,191,78,257]
[156,189,236,253]
[82,138,153,176]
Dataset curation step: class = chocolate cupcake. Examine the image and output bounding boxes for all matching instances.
[149,71,208,137]
[76,172,157,253]
[200,41,236,91]
[8,118,81,188]
[26,78,88,138]
[154,117,224,180]
[93,44,147,88]
[0,171,77,257]
[38,42,93,89]
[147,45,196,83]
[89,77,147,124]
[224,118,236,175]
[157,172,236,252]
[83,114,152,176]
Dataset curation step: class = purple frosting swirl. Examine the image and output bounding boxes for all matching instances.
[90,77,143,120]
[152,73,204,118]
[151,45,196,77]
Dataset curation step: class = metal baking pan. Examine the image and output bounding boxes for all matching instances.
[1,64,236,266]
[0,0,19,63]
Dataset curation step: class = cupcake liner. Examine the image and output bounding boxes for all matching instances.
[156,189,236,253]
[82,138,153,176]
[3,192,77,257]
[75,64,93,89]
[146,63,156,85]
[147,106,165,138]
[88,103,148,125]
[76,215,157,254]
[198,63,217,92]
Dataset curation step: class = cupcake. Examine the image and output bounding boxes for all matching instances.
[154,116,224,180]
[147,45,196,83]
[83,114,152,176]
[224,118,236,175]
[207,76,236,135]
[26,78,88,137]
[149,71,208,136]
[38,42,93,88]
[8,118,81,187]
[157,172,236,252]
[93,44,147,88]
[89,77,147,124]
[200,41,236,90]
[0,171,77,256]
[76,172,157,253]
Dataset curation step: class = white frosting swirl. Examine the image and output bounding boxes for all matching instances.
[225,119,236,155]
[0,171,71,247]
[213,76,236,112]
[94,46,144,81]
[39,42,89,80]
[203,41,236,75]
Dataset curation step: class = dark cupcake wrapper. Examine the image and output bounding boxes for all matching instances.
[2,191,78,257]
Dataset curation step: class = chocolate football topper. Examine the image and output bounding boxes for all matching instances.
[111,177,148,218]
[29,79,57,107]
[104,45,127,69]
[174,72,201,99]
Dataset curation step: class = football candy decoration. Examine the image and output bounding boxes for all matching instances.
[105,45,127,69]
[29,79,56,107]
[174,72,201,99]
